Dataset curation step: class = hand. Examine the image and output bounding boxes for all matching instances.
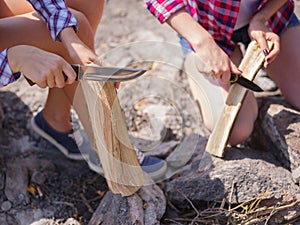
[7,45,76,88]
[193,38,241,84]
[59,27,97,65]
[249,18,280,68]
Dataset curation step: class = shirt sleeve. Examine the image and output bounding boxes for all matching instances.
[27,0,78,41]
[145,0,186,23]
[0,49,20,87]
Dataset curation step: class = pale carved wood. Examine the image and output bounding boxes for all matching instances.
[205,41,273,158]
[78,80,144,196]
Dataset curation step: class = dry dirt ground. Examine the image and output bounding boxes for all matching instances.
[1,0,300,224]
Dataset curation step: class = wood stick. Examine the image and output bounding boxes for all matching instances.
[80,80,144,196]
[205,41,273,158]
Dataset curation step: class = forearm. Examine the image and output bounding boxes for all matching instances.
[252,0,288,23]
[166,9,214,52]
[27,0,78,41]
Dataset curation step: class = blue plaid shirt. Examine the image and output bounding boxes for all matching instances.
[0,0,78,87]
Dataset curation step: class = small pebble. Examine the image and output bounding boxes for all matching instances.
[1,201,12,212]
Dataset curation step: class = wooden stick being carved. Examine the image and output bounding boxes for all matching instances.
[79,80,144,196]
[205,41,273,158]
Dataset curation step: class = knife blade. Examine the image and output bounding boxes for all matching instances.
[71,64,147,82]
[23,64,146,86]
[230,73,263,92]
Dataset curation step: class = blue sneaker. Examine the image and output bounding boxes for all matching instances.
[88,147,167,181]
[31,111,90,160]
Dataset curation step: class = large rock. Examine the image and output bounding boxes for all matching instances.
[89,183,166,225]
[164,147,300,208]
[254,96,300,173]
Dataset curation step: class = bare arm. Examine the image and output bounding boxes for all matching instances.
[166,9,241,83]
[58,27,97,65]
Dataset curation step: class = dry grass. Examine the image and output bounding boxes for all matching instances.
[164,190,300,225]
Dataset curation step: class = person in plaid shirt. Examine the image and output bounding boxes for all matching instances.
[0,0,167,180]
[145,0,300,146]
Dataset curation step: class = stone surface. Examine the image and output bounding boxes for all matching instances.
[164,147,300,207]
[254,97,300,172]
[293,167,300,185]
[89,183,165,225]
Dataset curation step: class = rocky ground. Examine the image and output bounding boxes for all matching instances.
[1,0,300,224]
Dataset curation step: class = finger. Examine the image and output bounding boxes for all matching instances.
[55,71,66,88]
[213,71,222,80]
[220,71,231,84]
[255,34,269,57]
[36,80,47,89]
[62,63,76,85]
[265,39,280,65]
[46,74,55,88]
[93,58,103,66]
[229,61,241,75]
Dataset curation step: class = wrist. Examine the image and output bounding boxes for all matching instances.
[190,34,215,52]
[7,46,22,73]
[59,27,79,46]
[251,12,267,24]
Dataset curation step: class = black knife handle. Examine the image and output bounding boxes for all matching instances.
[71,64,79,80]
[230,73,239,83]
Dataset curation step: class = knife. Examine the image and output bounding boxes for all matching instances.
[24,64,147,85]
[230,73,263,92]
[71,64,146,82]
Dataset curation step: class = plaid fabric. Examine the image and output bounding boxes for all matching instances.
[28,0,78,41]
[0,49,20,87]
[0,0,78,87]
[145,0,295,55]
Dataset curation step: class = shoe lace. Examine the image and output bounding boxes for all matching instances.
[68,128,84,147]
[68,117,85,147]
[134,147,145,164]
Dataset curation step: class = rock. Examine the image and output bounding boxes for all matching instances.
[30,218,81,225]
[164,148,300,209]
[0,100,4,128]
[255,97,300,172]
[1,201,12,211]
[89,191,144,225]
[89,183,166,225]
[167,134,206,168]
[292,167,300,184]
[138,183,166,225]
[4,159,30,205]
[145,140,179,158]
[0,214,8,225]
[31,171,47,186]
[0,170,5,191]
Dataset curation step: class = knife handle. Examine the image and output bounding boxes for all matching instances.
[71,64,79,80]
[20,64,80,86]
[230,73,239,83]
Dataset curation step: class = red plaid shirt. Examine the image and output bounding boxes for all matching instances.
[0,0,78,87]
[145,0,294,55]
